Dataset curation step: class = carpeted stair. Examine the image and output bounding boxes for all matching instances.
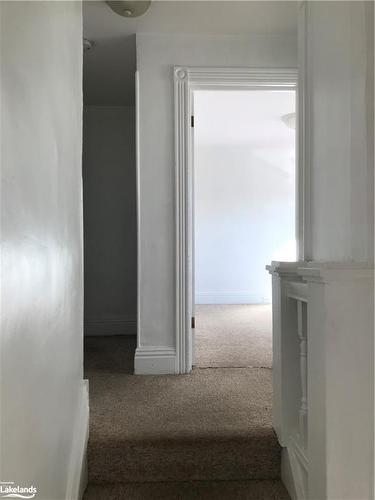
[84,479,290,499]
[83,309,289,499]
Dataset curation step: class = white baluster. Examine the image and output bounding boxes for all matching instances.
[297,300,308,450]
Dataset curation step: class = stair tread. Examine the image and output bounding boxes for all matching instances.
[84,480,290,500]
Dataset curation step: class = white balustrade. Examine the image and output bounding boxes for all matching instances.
[288,291,308,451]
[267,261,309,499]
[267,261,373,500]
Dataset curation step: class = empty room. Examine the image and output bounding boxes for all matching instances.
[193,89,296,370]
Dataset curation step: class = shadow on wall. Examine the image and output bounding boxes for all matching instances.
[83,106,137,336]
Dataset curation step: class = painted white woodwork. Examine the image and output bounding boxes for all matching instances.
[135,70,141,353]
[267,261,374,500]
[134,347,177,375]
[302,263,373,500]
[65,380,89,500]
[191,91,196,367]
[286,281,308,451]
[296,300,307,451]
[266,263,305,448]
[175,67,298,374]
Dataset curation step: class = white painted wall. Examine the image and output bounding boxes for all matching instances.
[294,2,374,499]
[83,106,137,335]
[194,90,296,305]
[136,33,297,350]
[0,2,86,498]
[304,0,374,263]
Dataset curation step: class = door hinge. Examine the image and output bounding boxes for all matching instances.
[191,115,194,128]
[191,316,195,329]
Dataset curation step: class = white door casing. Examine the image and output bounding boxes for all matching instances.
[174,67,300,374]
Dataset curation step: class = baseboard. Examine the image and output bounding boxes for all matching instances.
[134,346,177,374]
[281,439,308,500]
[65,379,89,500]
[195,291,271,305]
[84,315,136,336]
[281,448,298,500]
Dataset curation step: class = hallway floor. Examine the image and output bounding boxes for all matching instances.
[195,305,272,368]
[83,305,289,499]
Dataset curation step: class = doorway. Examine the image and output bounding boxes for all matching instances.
[174,67,299,374]
[192,89,296,369]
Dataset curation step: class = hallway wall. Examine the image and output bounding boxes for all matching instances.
[303,0,374,263]
[136,33,297,355]
[298,2,374,499]
[83,106,136,335]
[0,2,85,498]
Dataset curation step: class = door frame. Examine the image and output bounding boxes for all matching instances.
[174,66,301,374]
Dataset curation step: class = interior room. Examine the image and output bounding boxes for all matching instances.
[2,1,373,499]
[193,89,296,369]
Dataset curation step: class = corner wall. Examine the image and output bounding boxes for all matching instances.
[303,0,374,263]
[293,2,374,498]
[136,33,297,369]
[0,2,86,498]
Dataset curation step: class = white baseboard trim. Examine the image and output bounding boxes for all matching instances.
[195,291,271,305]
[281,448,298,500]
[84,315,136,336]
[65,379,89,500]
[281,439,308,500]
[134,346,177,374]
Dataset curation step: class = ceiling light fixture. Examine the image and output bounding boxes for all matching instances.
[105,1,151,18]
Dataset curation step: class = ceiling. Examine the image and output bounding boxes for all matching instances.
[83,1,297,106]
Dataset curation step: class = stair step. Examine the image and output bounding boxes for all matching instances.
[87,367,281,483]
[88,434,281,483]
[84,480,290,500]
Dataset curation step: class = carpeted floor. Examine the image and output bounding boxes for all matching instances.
[84,479,289,499]
[83,305,289,499]
[195,305,272,369]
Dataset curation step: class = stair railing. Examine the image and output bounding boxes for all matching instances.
[287,282,308,453]
[266,262,308,499]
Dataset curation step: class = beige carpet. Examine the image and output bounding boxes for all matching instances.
[83,305,288,499]
[86,362,279,483]
[84,480,290,499]
[195,305,272,369]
